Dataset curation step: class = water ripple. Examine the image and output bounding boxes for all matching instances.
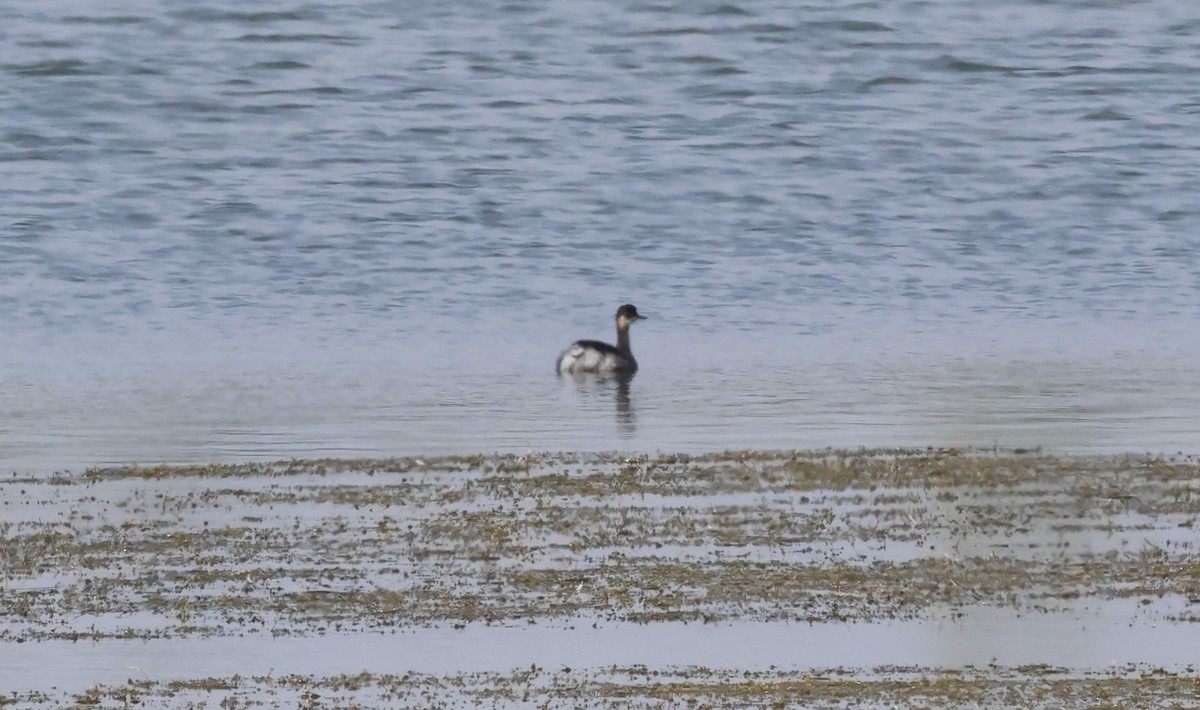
[2,0,1199,463]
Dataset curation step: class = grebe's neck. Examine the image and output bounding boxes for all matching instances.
[615,321,632,356]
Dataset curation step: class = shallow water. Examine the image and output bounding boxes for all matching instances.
[3,339,1199,472]
[2,452,1198,705]
[3,0,1200,470]
[0,604,1191,696]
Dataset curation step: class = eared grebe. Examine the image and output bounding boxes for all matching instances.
[556,304,646,375]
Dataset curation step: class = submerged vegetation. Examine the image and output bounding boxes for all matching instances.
[2,449,1199,706]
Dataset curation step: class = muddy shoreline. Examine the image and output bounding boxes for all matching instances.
[3,449,1198,706]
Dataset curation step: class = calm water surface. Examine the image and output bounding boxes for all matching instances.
[3,605,1193,695]
[3,0,1200,471]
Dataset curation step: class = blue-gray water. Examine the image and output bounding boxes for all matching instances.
[4,0,1200,472]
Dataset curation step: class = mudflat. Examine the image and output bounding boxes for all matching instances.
[2,450,1198,707]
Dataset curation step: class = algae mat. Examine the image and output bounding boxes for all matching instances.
[1,450,1198,707]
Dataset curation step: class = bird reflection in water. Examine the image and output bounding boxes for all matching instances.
[614,371,635,436]
[562,370,637,437]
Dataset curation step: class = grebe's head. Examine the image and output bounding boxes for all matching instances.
[615,304,645,328]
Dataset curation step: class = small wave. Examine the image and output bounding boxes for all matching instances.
[1082,107,1131,121]
[929,55,1020,74]
[858,76,921,91]
[11,59,93,77]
